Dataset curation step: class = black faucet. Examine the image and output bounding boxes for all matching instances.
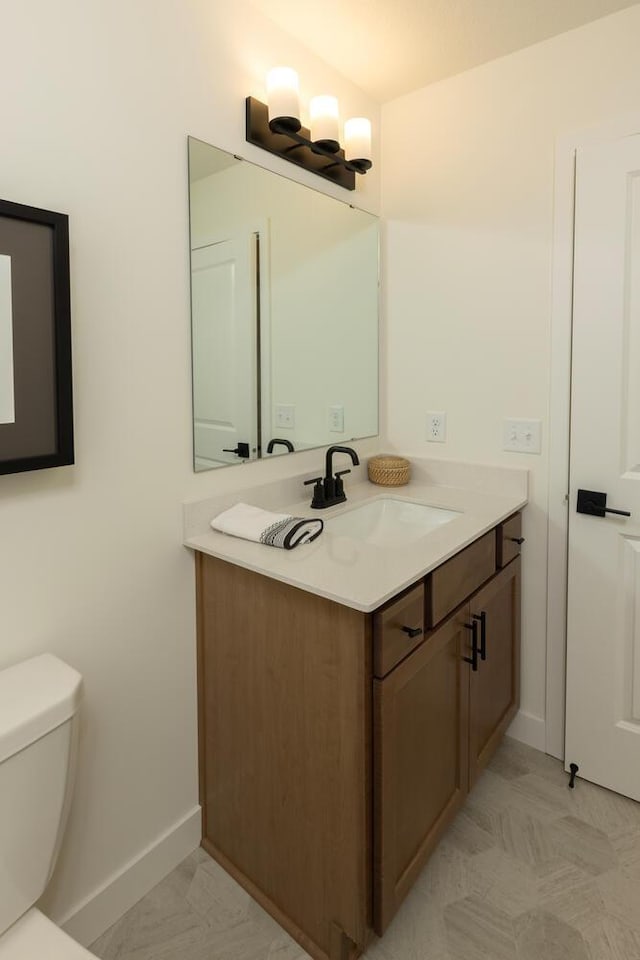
[304,445,360,509]
[266,438,295,454]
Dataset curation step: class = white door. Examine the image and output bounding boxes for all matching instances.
[565,133,640,799]
[191,235,258,468]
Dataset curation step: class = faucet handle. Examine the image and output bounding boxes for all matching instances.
[304,476,326,509]
[334,469,351,498]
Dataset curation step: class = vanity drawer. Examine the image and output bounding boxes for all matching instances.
[373,583,425,678]
[497,513,523,568]
[426,532,496,627]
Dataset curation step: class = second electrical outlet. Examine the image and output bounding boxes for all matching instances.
[427,411,447,442]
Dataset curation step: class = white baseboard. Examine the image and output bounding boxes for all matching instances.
[507,709,546,752]
[57,806,201,948]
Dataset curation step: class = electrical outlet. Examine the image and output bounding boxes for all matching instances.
[427,411,447,443]
[503,418,542,454]
[275,404,295,429]
[329,405,344,432]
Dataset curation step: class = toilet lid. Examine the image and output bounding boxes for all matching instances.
[0,909,97,959]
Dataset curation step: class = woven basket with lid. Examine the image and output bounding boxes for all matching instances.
[368,455,410,487]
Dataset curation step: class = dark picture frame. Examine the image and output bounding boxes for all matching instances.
[0,198,73,475]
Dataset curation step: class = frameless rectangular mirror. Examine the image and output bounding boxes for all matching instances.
[188,137,379,471]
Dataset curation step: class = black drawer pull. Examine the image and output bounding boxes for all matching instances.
[401,625,422,639]
[473,611,487,660]
[508,536,525,545]
[463,620,479,672]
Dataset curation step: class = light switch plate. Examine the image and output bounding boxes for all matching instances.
[503,418,542,454]
[275,404,295,429]
[329,405,344,432]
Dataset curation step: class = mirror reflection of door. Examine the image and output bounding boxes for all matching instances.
[191,233,258,469]
[0,254,15,425]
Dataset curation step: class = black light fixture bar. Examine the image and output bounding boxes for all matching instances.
[246,97,372,192]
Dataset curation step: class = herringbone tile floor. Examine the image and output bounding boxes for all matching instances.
[91,738,640,960]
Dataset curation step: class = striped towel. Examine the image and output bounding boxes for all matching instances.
[211,503,323,550]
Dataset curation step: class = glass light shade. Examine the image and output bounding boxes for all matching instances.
[266,67,300,125]
[344,117,372,162]
[310,95,340,149]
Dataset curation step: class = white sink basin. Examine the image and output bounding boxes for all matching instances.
[325,498,461,546]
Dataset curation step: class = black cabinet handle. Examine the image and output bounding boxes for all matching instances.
[577,488,631,518]
[463,620,479,672]
[508,536,525,545]
[473,611,487,660]
[401,625,422,639]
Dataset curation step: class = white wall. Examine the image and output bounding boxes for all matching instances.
[382,5,640,750]
[0,0,379,944]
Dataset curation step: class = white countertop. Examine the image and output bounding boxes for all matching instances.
[183,458,528,613]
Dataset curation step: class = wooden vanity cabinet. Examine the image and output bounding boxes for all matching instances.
[196,514,522,960]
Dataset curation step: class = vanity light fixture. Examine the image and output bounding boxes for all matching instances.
[245,67,372,192]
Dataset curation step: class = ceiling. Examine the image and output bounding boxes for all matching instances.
[248,0,639,102]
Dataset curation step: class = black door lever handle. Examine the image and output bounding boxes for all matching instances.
[222,442,251,458]
[577,488,631,518]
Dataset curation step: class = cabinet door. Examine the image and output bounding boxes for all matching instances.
[373,609,470,935]
[468,557,521,787]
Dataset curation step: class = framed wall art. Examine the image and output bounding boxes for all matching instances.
[0,198,73,475]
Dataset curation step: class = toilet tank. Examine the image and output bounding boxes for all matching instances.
[0,655,82,936]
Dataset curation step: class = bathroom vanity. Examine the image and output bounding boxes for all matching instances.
[186,465,526,960]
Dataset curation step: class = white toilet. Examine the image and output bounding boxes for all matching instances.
[0,654,98,958]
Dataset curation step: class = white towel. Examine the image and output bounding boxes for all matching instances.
[211,503,323,550]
